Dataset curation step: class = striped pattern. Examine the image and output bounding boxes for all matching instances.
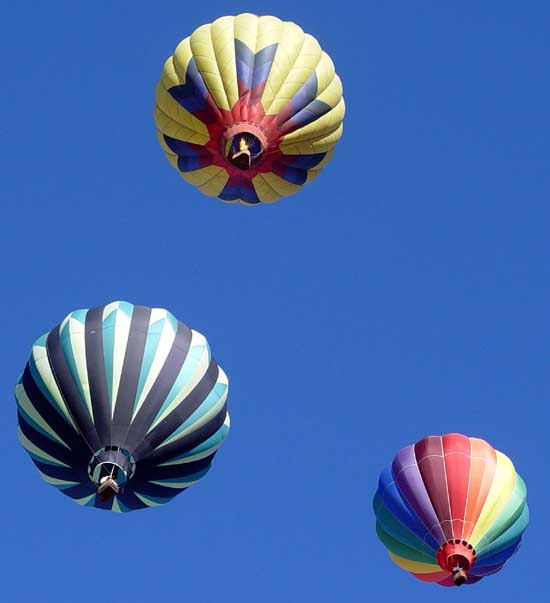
[16,302,230,512]
[373,434,528,587]
[154,13,344,204]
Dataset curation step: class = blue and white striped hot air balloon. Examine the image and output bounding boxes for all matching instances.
[16,301,230,512]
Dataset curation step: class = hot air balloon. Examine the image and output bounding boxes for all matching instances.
[154,13,345,204]
[373,433,528,586]
[16,301,230,512]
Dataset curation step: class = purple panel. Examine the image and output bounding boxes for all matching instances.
[470,562,504,577]
[392,445,446,544]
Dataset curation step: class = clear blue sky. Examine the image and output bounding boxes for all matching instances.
[1,2,549,601]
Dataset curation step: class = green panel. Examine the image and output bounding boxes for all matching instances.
[476,475,527,553]
[376,522,435,564]
[373,494,435,558]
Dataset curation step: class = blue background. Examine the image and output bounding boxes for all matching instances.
[1,1,548,601]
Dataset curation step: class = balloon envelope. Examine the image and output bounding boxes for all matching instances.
[16,301,230,512]
[373,433,528,586]
[154,13,345,204]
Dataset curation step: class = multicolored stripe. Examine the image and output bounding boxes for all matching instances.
[373,433,528,587]
[16,301,230,512]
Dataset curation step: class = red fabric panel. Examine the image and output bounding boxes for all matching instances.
[415,436,452,540]
[442,433,471,539]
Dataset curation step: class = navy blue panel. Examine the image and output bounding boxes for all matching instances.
[18,414,77,467]
[60,482,97,500]
[31,460,85,484]
[290,99,332,128]
[130,480,188,500]
[163,136,201,157]
[140,403,227,466]
[219,182,260,203]
[279,165,308,185]
[168,59,209,114]
[475,539,522,568]
[141,455,214,481]
[163,135,212,173]
[116,488,149,511]
[46,327,101,452]
[132,359,220,459]
[123,321,193,454]
[85,306,111,446]
[111,305,151,445]
[21,365,86,453]
[286,152,326,170]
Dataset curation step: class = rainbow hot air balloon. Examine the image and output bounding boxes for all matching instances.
[16,301,230,512]
[154,13,345,204]
[373,433,528,586]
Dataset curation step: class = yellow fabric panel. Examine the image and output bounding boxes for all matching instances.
[190,24,230,111]
[233,13,259,50]
[262,21,305,113]
[155,83,210,142]
[256,15,284,51]
[233,14,284,53]
[156,131,179,169]
[305,170,321,185]
[254,174,282,203]
[282,98,345,144]
[469,451,517,547]
[253,172,302,202]
[171,37,194,83]
[305,149,335,184]
[250,174,282,203]
[316,74,343,109]
[265,34,322,115]
[315,52,336,96]
[211,16,239,109]
[280,122,343,155]
[159,57,182,90]
[154,105,210,145]
[388,552,441,574]
[180,165,229,197]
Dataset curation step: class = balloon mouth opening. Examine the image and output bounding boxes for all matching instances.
[223,123,268,171]
[437,540,476,586]
[226,132,263,170]
[88,446,136,499]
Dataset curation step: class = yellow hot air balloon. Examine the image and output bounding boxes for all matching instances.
[154,13,345,204]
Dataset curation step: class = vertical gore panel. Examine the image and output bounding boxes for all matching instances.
[415,436,452,541]
[85,306,111,445]
[46,328,100,452]
[111,306,151,444]
[442,433,471,539]
[123,321,193,452]
[392,445,446,544]
[463,438,497,542]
